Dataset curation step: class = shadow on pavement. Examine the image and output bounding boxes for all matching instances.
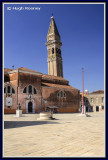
[86,114,92,117]
[4,121,60,129]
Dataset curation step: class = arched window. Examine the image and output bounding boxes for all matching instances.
[4,85,15,94]
[7,86,11,93]
[61,91,63,97]
[12,88,15,94]
[28,85,32,94]
[57,91,66,98]
[23,87,27,93]
[56,48,58,53]
[52,48,54,54]
[63,91,66,98]
[34,88,37,94]
[57,91,61,97]
[23,85,37,95]
[59,49,61,55]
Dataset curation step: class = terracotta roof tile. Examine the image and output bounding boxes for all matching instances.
[90,90,104,94]
[4,68,13,72]
[42,74,68,82]
[42,82,79,90]
[4,67,42,75]
[17,67,42,74]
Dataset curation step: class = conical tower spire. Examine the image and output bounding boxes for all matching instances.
[46,16,63,77]
[47,16,60,38]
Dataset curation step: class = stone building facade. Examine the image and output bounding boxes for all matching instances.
[4,16,80,114]
[85,90,104,112]
[80,90,104,112]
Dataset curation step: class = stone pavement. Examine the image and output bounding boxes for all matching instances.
[3,112,105,157]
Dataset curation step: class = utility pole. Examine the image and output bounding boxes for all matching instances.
[17,69,19,106]
[82,68,84,114]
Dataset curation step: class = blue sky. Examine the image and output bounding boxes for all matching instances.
[4,3,104,93]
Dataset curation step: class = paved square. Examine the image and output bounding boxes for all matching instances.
[3,112,105,157]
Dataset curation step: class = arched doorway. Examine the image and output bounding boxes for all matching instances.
[28,101,33,113]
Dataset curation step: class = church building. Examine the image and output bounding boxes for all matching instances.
[4,16,80,114]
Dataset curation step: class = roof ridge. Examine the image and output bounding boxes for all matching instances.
[42,74,68,81]
[42,82,79,90]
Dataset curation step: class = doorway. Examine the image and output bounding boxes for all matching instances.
[91,106,93,112]
[28,101,33,113]
[86,107,88,112]
[96,106,99,112]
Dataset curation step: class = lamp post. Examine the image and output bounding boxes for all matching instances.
[82,68,84,114]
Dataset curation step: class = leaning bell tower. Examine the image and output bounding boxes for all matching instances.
[45,16,63,77]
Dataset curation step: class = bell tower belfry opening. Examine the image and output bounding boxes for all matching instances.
[46,16,63,77]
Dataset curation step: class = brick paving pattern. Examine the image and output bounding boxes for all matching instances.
[3,112,105,157]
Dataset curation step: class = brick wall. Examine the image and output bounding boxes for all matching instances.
[4,72,80,114]
[42,87,80,113]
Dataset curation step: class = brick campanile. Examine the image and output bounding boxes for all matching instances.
[45,16,63,77]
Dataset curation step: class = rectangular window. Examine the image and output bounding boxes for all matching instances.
[91,98,93,103]
[4,87,6,93]
[101,97,104,103]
